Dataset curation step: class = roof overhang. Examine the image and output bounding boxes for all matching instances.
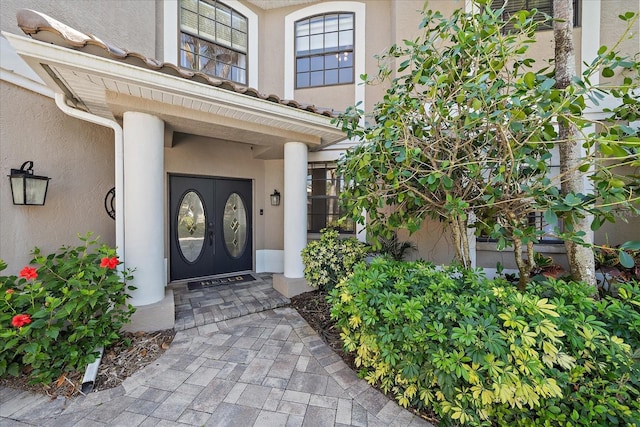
[3,31,346,159]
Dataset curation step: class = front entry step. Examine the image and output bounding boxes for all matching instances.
[169,274,290,331]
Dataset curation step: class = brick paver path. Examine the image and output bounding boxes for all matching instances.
[0,308,433,426]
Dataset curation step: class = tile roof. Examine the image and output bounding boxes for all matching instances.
[15,8,337,118]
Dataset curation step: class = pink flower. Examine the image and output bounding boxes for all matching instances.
[11,314,31,328]
[19,266,37,280]
[6,289,14,294]
[100,257,119,269]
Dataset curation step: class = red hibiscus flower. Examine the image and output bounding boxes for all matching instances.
[100,256,119,269]
[19,266,37,280]
[11,314,31,328]
[6,289,14,294]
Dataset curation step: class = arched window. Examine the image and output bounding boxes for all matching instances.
[295,13,354,88]
[179,0,248,84]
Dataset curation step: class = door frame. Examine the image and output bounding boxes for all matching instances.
[168,173,254,282]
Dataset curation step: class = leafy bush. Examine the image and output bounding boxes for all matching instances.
[329,259,640,426]
[0,233,135,384]
[301,228,368,291]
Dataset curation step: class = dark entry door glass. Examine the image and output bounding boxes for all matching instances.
[170,176,252,281]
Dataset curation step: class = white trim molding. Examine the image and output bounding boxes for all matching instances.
[0,36,52,98]
[163,0,259,88]
[284,1,366,109]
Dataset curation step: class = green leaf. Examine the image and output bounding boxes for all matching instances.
[524,72,535,89]
[544,209,558,226]
[619,251,635,268]
[620,241,640,250]
[602,67,614,78]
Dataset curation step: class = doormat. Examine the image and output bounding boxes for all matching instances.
[187,273,257,290]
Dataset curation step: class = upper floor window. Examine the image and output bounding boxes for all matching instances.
[179,0,247,85]
[295,13,354,88]
[491,0,580,31]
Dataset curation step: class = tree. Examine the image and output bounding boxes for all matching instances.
[553,0,596,287]
[336,1,639,290]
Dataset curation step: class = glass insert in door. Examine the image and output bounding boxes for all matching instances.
[223,192,247,258]
[177,191,206,262]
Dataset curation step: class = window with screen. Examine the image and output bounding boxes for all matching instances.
[179,0,247,84]
[295,13,354,88]
[307,163,354,233]
[491,0,580,31]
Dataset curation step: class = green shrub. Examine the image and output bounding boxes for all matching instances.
[0,233,135,384]
[329,259,640,426]
[301,228,368,291]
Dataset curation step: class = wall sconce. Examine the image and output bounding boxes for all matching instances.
[9,161,51,206]
[270,189,281,206]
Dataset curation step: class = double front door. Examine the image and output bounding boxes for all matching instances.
[170,175,252,281]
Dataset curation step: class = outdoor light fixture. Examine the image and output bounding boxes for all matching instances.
[9,161,51,206]
[270,189,281,206]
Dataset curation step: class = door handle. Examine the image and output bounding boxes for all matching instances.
[208,222,214,246]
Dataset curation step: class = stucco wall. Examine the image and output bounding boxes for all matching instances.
[600,0,640,87]
[396,219,458,265]
[0,82,115,274]
[1,0,157,58]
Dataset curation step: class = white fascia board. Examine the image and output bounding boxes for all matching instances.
[3,31,344,142]
[0,35,52,97]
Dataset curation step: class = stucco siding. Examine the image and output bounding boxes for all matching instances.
[0,82,115,274]
[1,0,157,59]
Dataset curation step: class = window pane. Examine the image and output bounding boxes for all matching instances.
[297,72,310,87]
[296,19,309,37]
[339,30,353,50]
[324,32,338,51]
[200,1,216,18]
[181,0,198,12]
[232,13,247,32]
[232,29,247,52]
[297,57,310,72]
[339,51,353,67]
[325,14,339,33]
[296,36,309,55]
[325,69,338,85]
[324,53,338,69]
[339,13,353,30]
[199,16,216,40]
[339,67,353,83]
[309,34,323,55]
[309,16,324,34]
[216,4,232,26]
[310,56,324,71]
[310,71,323,86]
[231,66,246,84]
[216,24,232,46]
[181,9,198,33]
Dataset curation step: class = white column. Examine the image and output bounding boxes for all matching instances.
[283,142,308,278]
[123,112,165,306]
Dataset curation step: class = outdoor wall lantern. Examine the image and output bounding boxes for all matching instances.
[270,189,281,206]
[9,161,51,206]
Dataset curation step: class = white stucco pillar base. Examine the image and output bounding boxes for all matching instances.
[123,112,166,307]
[273,274,314,298]
[122,289,175,332]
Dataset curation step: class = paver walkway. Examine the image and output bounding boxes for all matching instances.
[1,307,434,426]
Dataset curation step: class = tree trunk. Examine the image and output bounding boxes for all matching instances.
[554,0,597,290]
